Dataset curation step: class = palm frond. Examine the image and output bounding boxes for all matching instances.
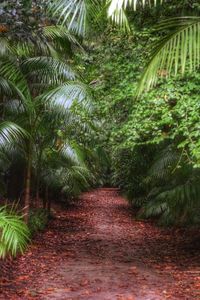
[0,56,30,98]
[0,38,11,56]
[60,142,86,166]
[21,56,76,84]
[0,77,16,96]
[48,0,101,36]
[108,0,164,28]
[39,82,91,110]
[137,17,200,96]
[140,165,200,225]
[0,206,30,258]
[147,146,180,183]
[43,26,82,49]
[0,122,27,147]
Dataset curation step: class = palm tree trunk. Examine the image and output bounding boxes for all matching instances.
[35,152,42,207]
[35,180,40,207]
[24,145,32,223]
[43,185,48,209]
[46,187,51,216]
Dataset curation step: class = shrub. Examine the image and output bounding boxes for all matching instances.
[28,208,49,235]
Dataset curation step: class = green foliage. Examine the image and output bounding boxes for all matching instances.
[28,208,49,234]
[137,17,200,95]
[1,0,200,254]
[0,206,30,259]
[138,144,200,225]
[111,144,154,201]
[81,9,200,226]
[0,0,108,260]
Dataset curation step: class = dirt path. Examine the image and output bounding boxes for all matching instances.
[0,188,200,300]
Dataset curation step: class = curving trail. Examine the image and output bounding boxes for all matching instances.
[0,188,200,300]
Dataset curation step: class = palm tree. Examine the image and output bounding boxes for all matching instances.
[40,142,92,212]
[0,41,91,222]
[138,144,200,225]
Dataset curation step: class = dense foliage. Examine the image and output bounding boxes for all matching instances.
[0,0,105,258]
[80,2,200,226]
[1,0,200,259]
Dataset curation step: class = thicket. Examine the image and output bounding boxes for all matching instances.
[81,1,200,226]
[0,0,106,258]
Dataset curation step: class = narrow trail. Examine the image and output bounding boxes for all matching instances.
[0,188,200,300]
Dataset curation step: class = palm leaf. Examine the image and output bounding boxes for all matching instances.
[0,122,27,147]
[21,56,76,84]
[0,38,11,56]
[43,26,82,49]
[48,0,101,36]
[0,206,30,258]
[60,142,86,166]
[0,56,30,98]
[137,17,200,95]
[38,82,91,110]
[108,0,164,29]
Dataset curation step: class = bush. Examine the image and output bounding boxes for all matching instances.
[111,144,155,203]
[28,208,49,235]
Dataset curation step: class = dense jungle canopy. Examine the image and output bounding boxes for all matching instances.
[0,1,200,299]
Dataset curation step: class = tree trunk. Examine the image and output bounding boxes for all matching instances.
[35,150,42,207]
[47,198,51,216]
[43,185,48,209]
[46,187,51,216]
[35,175,40,208]
[24,146,32,224]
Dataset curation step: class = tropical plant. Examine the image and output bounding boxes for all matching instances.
[138,144,200,225]
[137,16,200,95]
[0,206,30,259]
[49,0,200,97]
[0,122,29,259]
[108,0,164,29]
[48,0,165,34]
[0,29,94,220]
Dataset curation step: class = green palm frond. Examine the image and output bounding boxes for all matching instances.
[0,122,27,147]
[43,26,82,48]
[0,77,16,96]
[137,17,200,95]
[146,146,180,183]
[139,195,168,218]
[4,99,25,115]
[0,206,30,258]
[0,38,11,56]
[21,56,76,84]
[39,82,91,110]
[140,161,200,225]
[0,56,30,98]
[108,0,164,29]
[48,0,101,36]
[60,142,86,166]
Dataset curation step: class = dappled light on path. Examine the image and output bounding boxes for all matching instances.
[0,188,200,299]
